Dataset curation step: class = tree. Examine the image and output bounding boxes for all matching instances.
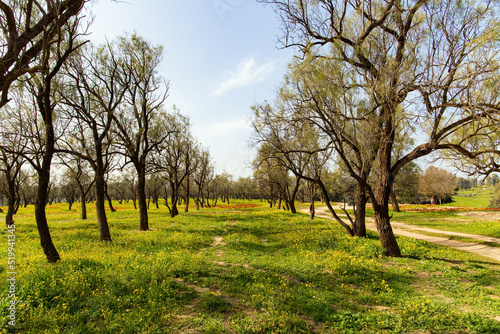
[392,161,421,206]
[0,0,87,107]
[252,89,369,235]
[192,148,214,210]
[252,143,303,213]
[60,156,94,218]
[111,33,170,231]
[419,166,457,205]
[0,95,27,225]
[153,112,198,218]
[488,183,500,208]
[19,18,86,263]
[59,174,78,210]
[59,40,130,241]
[263,0,500,257]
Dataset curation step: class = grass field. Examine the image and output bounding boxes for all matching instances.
[1,200,500,333]
[451,186,495,209]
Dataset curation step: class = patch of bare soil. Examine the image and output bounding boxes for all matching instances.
[211,236,226,247]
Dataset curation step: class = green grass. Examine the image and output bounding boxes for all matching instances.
[450,186,495,208]
[1,201,500,333]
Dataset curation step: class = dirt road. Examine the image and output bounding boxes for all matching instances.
[304,206,500,263]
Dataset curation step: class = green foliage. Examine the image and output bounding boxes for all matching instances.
[489,184,500,208]
[0,201,499,333]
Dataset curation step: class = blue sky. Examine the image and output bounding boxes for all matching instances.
[87,0,295,178]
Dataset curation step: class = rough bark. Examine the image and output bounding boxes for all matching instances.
[185,176,190,213]
[80,196,87,219]
[373,130,401,257]
[136,168,149,230]
[35,169,60,263]
[5,177,16,226]
[95,174,111,240]
[353,183,367,237]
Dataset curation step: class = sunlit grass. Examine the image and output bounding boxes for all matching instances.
[451,186,495,208]
[0,200,499,333]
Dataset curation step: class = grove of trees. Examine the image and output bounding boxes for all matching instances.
[2,0,500,262]
[254,0,500,256]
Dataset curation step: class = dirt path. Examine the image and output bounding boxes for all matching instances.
[304,206,500,263]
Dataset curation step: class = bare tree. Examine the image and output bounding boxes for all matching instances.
[59,155,94,218]
[153,112,198,217]
[111,33,170,231]
[19,18,86,262]
[192,149,214,210]
[0,95,28,225]
[58,40,129,240]
[0,0,87,107]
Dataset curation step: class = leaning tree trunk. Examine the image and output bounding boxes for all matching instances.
[105,184,116,212]
[317,179,354,236]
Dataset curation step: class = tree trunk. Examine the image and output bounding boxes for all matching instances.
[68,201,73,210]
[373,130,401,257]
[390,191,400,212]
[196,190,201,210]
[5,178,16,226]
[353,182,367,237]
[94,155,111,241]
[95,174,111,240]
[136,168,149,230]
[35,168,60,263]
[81,196,87,220]
[288,178,301,214]
[105,187,116,212]
[185,176,190,213]
[309,183,315,220]
[170,184,179,218]
[317,179,354,236]
[373,203,401,257]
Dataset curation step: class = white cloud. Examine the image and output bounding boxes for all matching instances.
[196,118,251,140]
[210,56,277,96]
